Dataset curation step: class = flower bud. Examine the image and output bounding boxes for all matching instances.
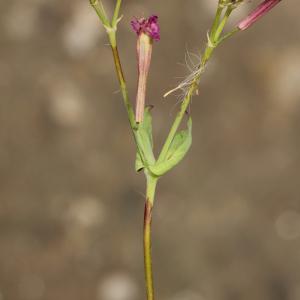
[237,0,282,31]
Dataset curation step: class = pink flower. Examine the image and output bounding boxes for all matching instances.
[131,16,160,123]
[131,15,160,41]
[237,0,282,31]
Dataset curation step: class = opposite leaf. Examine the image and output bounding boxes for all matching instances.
[149,117,192,176]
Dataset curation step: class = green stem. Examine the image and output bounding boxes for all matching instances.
[144,175,158,300]
[112,0,122,27]
[90,1,135,129]
[157,87,195,163]
[217,27,239,45]
[210,5,224,38]
[89,0,110,28]
[158,52,209,164]
[108,34,136,129]
[214,6,233,42]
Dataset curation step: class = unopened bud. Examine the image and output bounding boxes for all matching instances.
[237,0,282,31]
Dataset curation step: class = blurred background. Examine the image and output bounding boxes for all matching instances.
[0,0,300,300]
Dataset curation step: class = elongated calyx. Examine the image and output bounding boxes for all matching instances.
[237,0,282,31]
[131,16,160,123]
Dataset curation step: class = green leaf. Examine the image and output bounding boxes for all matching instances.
[149,117,192,176]
[134,107,155,172]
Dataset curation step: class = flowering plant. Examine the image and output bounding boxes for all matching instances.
[89,0,283,299]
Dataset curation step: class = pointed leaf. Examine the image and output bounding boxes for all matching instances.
[149,118,192,176]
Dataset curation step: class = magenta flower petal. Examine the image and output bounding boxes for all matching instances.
[131,15,160,41]
[237,0,282,31]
